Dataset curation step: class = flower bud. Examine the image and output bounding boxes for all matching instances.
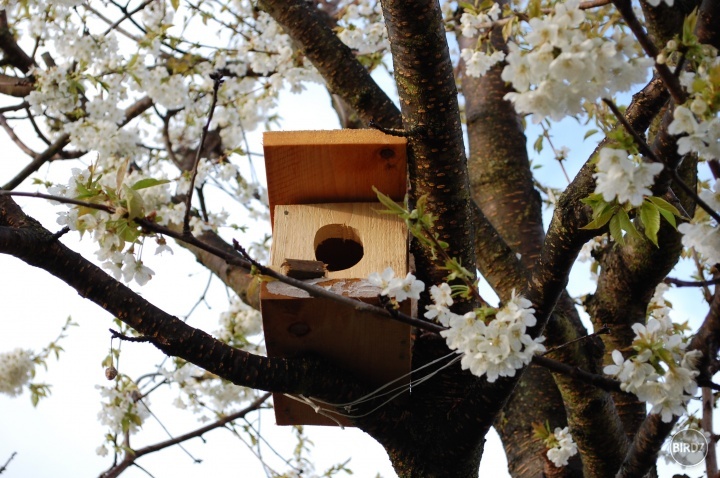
[104,366,118,380]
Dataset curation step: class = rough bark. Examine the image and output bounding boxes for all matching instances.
[459,24,577,477]
[380,0,476,297]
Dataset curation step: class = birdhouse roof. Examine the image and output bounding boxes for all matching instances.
[263,129,407,223]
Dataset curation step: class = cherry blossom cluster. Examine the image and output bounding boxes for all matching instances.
[668,44,720,162]
[458,3,506,77]
[368,267,426,303]
[0,348,35,397]
[214,298,264,349]
[337,1,389,56]
[467,0,653,122]
[160,361,256,422]
[604,286,701,422]
[545,426,579,468]
[5,0,288,286]
[593,147,664,207]
[96,379,151,439]
[369,268,546,383]
[439,291,546,382]
[678,179,720,265]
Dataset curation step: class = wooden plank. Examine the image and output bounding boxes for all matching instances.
[261,279,411,426]
[263,129,407,226]
[270,203,407,280]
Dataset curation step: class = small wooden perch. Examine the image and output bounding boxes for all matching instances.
[281,259,328,280]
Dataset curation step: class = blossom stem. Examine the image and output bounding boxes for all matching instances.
[542,324,610,356]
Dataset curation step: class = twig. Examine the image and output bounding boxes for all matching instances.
[231,239,445,332]
[49,226,70,242]
[369,120,426,138]
[0,190,115,212]
[542,324,610,356]
[603,98,720,224]
[0,452,17,475]
[703,386,718,478]
[182,72,224,235]
[108,328,156,344]
[0,113,39,157]
[664,277,720,288]
[610,0,686,105]
[101,0,155,37]
[1,96,153,191]
[531,355,624,394]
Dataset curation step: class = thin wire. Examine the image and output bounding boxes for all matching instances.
[314,355,463,420]
[283,352,462,421]
[313,351,459,409]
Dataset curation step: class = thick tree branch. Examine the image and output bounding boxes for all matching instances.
[258,0,402,129]
[0,10,35,73]
[0,195,370,406]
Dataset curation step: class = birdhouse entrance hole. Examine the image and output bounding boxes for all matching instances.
[313,224,363,272]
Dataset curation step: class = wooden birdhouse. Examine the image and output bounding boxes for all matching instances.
[261,129,411,426]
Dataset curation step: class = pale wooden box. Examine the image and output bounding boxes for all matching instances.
[261,130,411,426]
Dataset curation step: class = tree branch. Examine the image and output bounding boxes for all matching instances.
[99,393,271,478]
[258,0,402,129]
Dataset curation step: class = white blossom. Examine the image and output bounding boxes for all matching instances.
[96,383,150,435]
[604,316,700,422]
[215,298,263,345]
[386,272,425,302]
[679,179,720,264]
[461,48,506,78]
[593,148,663,206]
[501,1,652,122]
[0,349,35,397]
[440,291,545,382]
[546,427,578,467]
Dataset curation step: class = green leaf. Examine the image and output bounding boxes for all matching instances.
[646,196,683,218]
[608,214,625,246]
[617,208,643,241]
[640,201,661,246]
[373,186,407,216]
[114,219,141,243]
[581,205,616,230]
[682,9,698,44]
[501,17,514,42]
[123,185,145,220]
[131,177,170,190]
[533,135,544,153]
[657,207,677,228]
[527,0,542,18]
[171,0,180,10]
[583,129,598,140]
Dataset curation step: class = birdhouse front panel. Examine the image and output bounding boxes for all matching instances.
[260,130,411,427]
[271,203,407,279]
